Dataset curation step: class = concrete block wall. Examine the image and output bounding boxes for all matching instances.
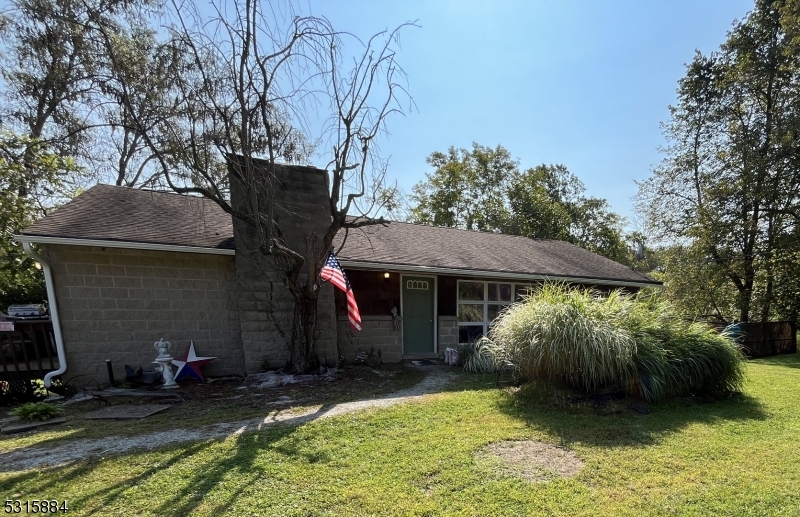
[438,316,458,353]
[232,243,337,371]
[230,163,337,372]
[337,315,403,363]
[44,244,243,385]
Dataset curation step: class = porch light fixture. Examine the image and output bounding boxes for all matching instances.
[384,272,390,282]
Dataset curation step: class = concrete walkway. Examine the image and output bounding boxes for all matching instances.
[0,367,457,472]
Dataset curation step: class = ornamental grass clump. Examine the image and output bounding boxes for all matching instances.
[489,283,746,403]
[460,337,507,373]
[619,292,746,401]
[489,283,636,394]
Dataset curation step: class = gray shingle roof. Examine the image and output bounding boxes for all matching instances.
[333,221,658,285]
[21,184,659,286]
[22,184,234,250]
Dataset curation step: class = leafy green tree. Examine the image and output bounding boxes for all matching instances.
[505,165,574,241]
[652,245,740,322]
[0,0,165,191]
[508,165,630,263]
[410,145,631,263]
[0,132,79,309]
[410,143,514,231]
[637,0,800,322]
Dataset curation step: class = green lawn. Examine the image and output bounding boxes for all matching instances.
[2,356,800,516]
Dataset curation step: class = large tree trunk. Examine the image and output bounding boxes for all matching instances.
[287,288,320,374]
[739,280,753,323]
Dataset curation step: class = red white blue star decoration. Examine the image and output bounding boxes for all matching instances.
[171,342,217,382]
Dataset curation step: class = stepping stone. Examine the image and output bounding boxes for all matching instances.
[84,404,171,420]
[1,417,67,435]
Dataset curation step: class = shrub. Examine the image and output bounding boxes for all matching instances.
[459,337,506,373]
[490,283,636,393]
[11,401,62,422]
[620,292,745,401]
[489,283,746,403]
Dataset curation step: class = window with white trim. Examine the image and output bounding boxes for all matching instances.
[457,281,535,344]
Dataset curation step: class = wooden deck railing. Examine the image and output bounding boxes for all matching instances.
[0,319,59,381]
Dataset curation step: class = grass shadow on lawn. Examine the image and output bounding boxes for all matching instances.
[749,352,800,369]
[0,415,325,516]
[494,381,768,450]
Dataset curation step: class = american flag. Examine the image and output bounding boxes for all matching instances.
[320,251,362,331]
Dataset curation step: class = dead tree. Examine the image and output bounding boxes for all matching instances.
[99,0,414,372]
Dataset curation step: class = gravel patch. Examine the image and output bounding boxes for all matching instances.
[0,368,457,472]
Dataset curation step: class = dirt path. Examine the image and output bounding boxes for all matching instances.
[0,367,456,472]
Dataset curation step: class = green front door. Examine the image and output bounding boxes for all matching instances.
[402,276,434,354]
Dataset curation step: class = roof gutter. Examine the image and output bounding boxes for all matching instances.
[338,259,662,290]
[15,235,235,256]
[21,242,66,388]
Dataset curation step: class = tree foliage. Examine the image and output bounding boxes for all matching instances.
[409,143,631,263]
[637,0,800,322]
[0,0,156,189]
[0,132,79,309]
[0,0,159,307]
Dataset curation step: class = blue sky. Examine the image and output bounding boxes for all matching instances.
[301,0,754,226]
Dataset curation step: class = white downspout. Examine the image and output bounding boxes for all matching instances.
[21,241,66,388]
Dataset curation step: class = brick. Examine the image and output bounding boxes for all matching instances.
[70,286,101,299]
[66,263,98,275]
[128,288,156,300]
[146,320,172,331]
[163,278,187,290]
[92,319,121,331]
[140,277,166,288]
[124,266,150,278]
[108,255,138,266]
[100,287,129,299]
[178,268,205,280]
[119,320,147,331]
[144,299,170,310]
[81,331,110,343]
[84,275,115,287]
[137,256,167,267]
[154,289,172,300]
[78,252,112,264]
[170,298,195,310]
[97,265,126,276]
[114,277,143,288]
[181,290,206,300]
[84,298,118,310]
[61,275,86,287]
[63,320,92,332]
[199,279,222,291]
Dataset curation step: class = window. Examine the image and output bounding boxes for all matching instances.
[406,280,429,290]
[457,280,535,344]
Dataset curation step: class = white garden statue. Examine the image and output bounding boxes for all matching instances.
[152,338,178,389]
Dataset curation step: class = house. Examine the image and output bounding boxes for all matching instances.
[16,163,660,385]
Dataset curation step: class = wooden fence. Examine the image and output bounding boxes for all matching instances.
[708,320,798,358]
[738,321,797,358]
